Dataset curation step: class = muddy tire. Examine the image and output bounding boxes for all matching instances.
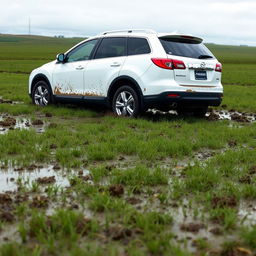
[32,81,53,106]
[112,86,140,117]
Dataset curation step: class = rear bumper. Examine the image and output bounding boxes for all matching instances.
[143,91,223,108]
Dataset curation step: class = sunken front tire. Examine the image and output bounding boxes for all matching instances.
[112,86,140,117]
[32,81,52,106]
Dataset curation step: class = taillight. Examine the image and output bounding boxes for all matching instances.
[151,58,186,70]
[215,63,222,72]
[172,59,186,69]
[151,58,173,70]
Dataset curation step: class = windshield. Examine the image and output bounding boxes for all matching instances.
[159,38,215,59]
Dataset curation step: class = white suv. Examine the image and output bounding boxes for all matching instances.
[29,29,223,117]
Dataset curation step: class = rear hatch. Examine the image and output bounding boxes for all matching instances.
[159,35,221,88]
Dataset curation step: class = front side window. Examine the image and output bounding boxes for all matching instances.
[67,39,99,62]
[128,37,151,55]
[94,37,126,59]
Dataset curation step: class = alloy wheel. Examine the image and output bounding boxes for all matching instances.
[115,91,135,116]
[34,85,49,106]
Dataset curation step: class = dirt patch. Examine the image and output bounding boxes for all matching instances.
[126,197,142,205]
[207,112,220,121]
[0,117,16,126]
[249,166,256,175]
[45,112,53,117]
[108,184,124,197]
[211,196,238,208]
[231,113,250,123]
[0,211,15,222]
[228,140,237,147]
[0,193,12,204]
[209,227,223,236]
[27,164,38,171]
[239,175,251,184]
[180,222,205,233]
[31,119,44,125]
[75,217,92,236]
[36,176,56,184]
[30,195,49,208]
[0,99,13,104]
[105,225,132,240]
[50,144,57,149]
[53,164,61,170]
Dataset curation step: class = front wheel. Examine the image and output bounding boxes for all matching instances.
[112,86,140,117]
[32,81,52,106]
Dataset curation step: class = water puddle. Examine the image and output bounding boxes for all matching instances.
[0,164,91,192]
[0,115,46,134]
[238,201,256,225]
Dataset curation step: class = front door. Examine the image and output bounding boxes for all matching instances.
[52,39,99,97]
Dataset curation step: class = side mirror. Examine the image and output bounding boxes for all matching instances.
[56,53,65,63]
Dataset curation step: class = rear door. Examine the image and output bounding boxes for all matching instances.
[83,37,127,97]
[159,36,221,88]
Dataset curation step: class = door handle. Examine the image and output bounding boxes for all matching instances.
[76,65,84,70]
[110,62,121,67]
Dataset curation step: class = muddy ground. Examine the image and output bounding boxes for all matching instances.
[0,107,255,255]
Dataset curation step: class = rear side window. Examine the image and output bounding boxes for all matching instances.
[160,38,215,59]
[94,37,126,59]
[128,38,151,55]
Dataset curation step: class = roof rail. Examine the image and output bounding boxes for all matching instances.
[100,29,156,35]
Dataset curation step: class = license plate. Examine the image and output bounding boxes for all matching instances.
[195,70,207,80]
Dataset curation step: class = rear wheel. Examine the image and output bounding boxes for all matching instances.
[112,86,140,117]
[32,81,52,106]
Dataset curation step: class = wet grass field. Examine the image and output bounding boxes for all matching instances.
[0,34,256,256]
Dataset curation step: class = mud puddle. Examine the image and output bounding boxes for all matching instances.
[207,109,256,123]
[0,164,91,192]
[147,109,256,123]
[0,115,46,134]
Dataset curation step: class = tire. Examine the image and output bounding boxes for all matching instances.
[112,86,140,117]
[32,81,53,106]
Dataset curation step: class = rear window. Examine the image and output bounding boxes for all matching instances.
[128,38,151,55]
[159,38,215,59]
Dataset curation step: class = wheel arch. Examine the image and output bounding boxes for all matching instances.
[107,76,144,109]
[30,74,53,96]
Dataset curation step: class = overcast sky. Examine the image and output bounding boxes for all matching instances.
[1,0,255,45]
